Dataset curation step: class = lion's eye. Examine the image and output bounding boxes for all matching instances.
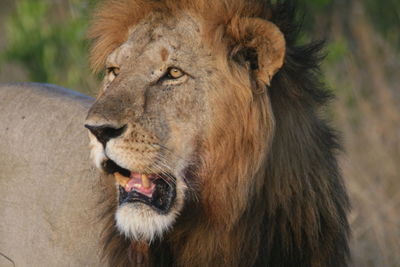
[167,67,184,79]
[106,66,120,82]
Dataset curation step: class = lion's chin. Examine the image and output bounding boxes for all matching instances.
[108,161,188,242]
[115,203,180,242]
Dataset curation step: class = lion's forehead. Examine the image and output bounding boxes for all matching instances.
[107,13,203,68]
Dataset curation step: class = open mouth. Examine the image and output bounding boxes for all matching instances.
[102,159,176,214]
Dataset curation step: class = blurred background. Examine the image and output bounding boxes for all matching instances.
[0,0,399,266]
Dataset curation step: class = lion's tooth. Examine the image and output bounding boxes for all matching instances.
[114,172,129,187]
[142,174,151,189]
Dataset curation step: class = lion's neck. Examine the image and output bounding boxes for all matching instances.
[158,189,266,267]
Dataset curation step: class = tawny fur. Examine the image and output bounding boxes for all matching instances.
[88,1,350,266]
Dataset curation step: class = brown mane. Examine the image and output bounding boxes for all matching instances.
[89,1,350,266]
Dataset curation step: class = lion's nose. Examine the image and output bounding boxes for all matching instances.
[84,124,127,146]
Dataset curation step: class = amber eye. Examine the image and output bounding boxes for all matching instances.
[106,66,120,82]
[167,67,184,79]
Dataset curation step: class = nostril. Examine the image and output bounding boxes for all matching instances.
[84,124,127,146]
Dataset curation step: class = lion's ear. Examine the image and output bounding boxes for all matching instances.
[228,17,285,88]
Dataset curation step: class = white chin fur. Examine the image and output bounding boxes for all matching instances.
[115,177,187,242]
[115,203,178,242]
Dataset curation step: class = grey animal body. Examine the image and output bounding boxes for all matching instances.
[0,83,104,266]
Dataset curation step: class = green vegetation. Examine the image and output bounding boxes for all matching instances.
[1,0,97,95]
[365,0,400,48]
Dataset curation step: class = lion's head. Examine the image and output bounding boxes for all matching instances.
[85,1,284,240]
[85,1,350,266]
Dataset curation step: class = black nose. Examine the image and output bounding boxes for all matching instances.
[84,124,127,146]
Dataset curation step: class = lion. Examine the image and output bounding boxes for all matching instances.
[85,0,350,266]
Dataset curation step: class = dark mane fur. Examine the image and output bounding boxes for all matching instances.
[93,0,350,266]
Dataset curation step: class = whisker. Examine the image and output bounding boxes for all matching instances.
[154,157,200,202]
[149,143,186,162]
[136,147,199,200]
[140,154,177,188]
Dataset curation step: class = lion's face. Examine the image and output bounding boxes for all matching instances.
[86,14,215,241]
[86,11,285,242]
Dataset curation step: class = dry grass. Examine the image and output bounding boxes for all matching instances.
[336,93,400,266]
[326,3,400,265]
